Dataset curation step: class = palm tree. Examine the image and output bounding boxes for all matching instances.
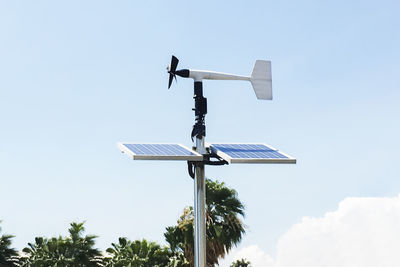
[165,179,246,266]
[21,236,59,266]
[104,238,172,267]
[66,222,101,266]
[230,258,251,267]
[21,222,101,266]
[0,221,19,267]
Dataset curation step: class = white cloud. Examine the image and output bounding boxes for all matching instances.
[221,194,400,267]
[229,245,274,267]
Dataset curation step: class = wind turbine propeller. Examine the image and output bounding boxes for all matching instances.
[167,55,179,89]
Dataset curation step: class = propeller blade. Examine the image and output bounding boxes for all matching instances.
[170,55,179,73]
[167,55,179,89]
[168,73,174,89]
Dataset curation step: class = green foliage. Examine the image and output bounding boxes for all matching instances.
[0,179,246,267]
[104,238,188,267]
[21,222,101,267]
[165,179,246,266]
[206,179,245,257]
[230,258,251,267]
[0,221,19,267]
[166,250,189,267]
[104,238,168,267]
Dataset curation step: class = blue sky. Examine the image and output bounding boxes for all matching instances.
[0,0,399,261]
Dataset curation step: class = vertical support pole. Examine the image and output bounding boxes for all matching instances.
[193,81,206,267]
[194,137,206,267]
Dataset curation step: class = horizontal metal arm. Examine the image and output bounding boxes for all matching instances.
[189,69,250,82]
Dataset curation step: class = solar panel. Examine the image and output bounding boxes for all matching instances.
[118,143,203,161]
[209,143,296,164]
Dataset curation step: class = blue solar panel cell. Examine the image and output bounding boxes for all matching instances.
[118,143,203,161]
[124,144,197,156]
[209,143,296,164]
[211,144,288,159]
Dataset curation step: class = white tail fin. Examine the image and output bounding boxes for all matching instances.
[250,60,272,100]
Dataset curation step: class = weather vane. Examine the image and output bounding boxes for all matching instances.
[118,55,296,267]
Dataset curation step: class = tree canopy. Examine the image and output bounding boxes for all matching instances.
[230,258,251,267]
[165,179,246,266]
[0,221,18,267]
[1,179,247,266]
[21,222,101,266]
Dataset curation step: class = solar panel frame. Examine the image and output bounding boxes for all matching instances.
[208,143,296,164]
[118,143,203,161]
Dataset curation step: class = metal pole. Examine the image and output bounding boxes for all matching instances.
[194,136,206,267]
